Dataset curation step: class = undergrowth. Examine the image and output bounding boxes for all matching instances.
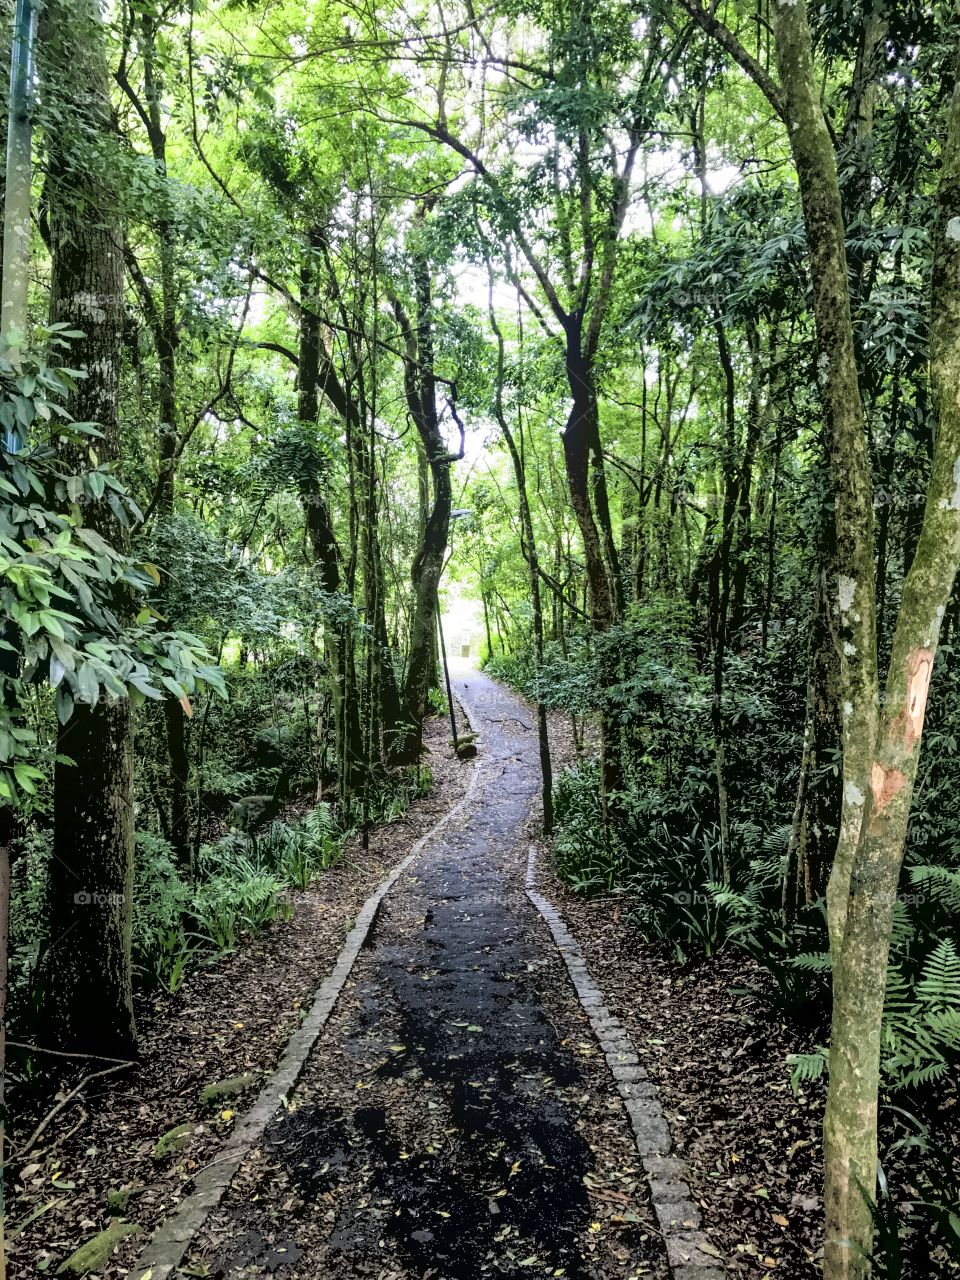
[487,617,960,1268]
[10,762,433,1018]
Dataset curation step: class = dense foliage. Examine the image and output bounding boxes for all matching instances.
[3,0,960,1274]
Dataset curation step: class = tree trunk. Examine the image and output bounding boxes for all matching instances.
[352,379,403,762]
[775,6,960,1274]
[38,0,136,1057]
[561,334,622,799]
[485,265,554,833]
[164,698,191,872]
[139,16,191,871]
[296,242,363,807]
[774,3,876,1266]
[784,555,843,923]
[0,807,13,1272]
[762,422,782,649]
[823,66,960,1280]
[392,253,455,765]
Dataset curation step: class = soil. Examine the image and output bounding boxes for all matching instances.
[540,885,824,1278]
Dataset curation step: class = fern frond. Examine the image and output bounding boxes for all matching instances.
[881,944,960,1088]
[890,896,916,950]
[762,824,793,859]
[710,883,762,920]
[787,1048,828,1094]
[788,951,832,972]
[909,864,960,913]
[893,1057,951,1089]
[925,1008,960,1050]
[916,939,960,1011]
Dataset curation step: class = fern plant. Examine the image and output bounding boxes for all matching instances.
[298,803,343,869]
[908,864,960,914]
[881,1105,960,1271]
[786,1047,829,1094]
[882,939,960,1088]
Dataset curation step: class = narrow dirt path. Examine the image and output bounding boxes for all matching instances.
[185,670,667,1280]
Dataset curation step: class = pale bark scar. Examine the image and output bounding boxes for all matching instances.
[899,647,933,749]
[869,650,931,822]
[870,761,906,816]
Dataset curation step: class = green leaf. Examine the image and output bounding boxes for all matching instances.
[55,686,74,725]
[130,675,163,700]
[77,661,99,704]
[13,763,41,794]
[37,611,65,640]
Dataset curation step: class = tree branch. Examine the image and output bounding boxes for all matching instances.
[674,0,786,122]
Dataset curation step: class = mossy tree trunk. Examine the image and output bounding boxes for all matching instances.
[39,0,136,1057]
[391,250,457,766]
[772,4,960,1274]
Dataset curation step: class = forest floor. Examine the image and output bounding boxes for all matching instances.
[536,872,824,1278]
[10,673,956,1280]
[6,712,468,1278]
[529,706,958,1280]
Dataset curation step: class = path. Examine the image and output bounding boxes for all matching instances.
[183,670,669,1280]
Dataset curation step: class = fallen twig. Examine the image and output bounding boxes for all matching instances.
[25,1107,88,1163]
[7,1040,136,1066]
[13,1064,133,1161]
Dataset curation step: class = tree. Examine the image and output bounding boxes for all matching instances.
[391,214,463,763]
[363,1,684,798]
[38,0,136,1057]
[680,0,960,1269]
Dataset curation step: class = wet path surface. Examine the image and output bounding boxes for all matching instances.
[189,670,663,1280]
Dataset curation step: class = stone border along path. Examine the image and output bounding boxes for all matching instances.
[136,674,725,1280]
[523,845,726,1280]
[134,755,484,1280]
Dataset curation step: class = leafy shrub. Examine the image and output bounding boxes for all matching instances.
[364,767,433,825]
[551,762,617,892]
[132,832,192,990]
[8,828,52,1027]
[551,760,746,955]
[248,809,343,884]
[132,806,344,990]
[427,686,449,716]
[189,863,283,951]
[865,1107,960,1275]
[484,646,539,695]
[297,803,344,870]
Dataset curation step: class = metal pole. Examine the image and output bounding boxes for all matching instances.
[436,600,459,753]
[1,0,37,360]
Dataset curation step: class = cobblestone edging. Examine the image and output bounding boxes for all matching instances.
[525,847,726,1280]
[134,759,484,1280]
